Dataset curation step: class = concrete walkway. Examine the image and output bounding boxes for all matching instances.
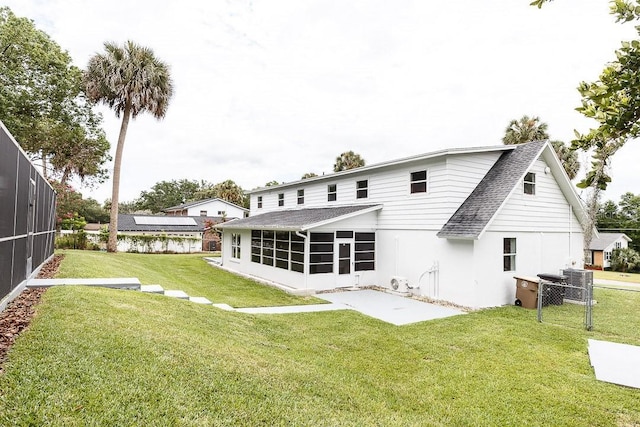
[27,278,465,326]
[594,278,640,289]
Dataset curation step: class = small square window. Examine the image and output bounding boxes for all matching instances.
[278,193,284,207]
[297,189,304,205]
[524,172,535,195]
[356,180,368,199]
[503,238,516,271]
[257,196,263,209]
[410,170,427,194]
[200,210,207,216]
[328,184,337,202]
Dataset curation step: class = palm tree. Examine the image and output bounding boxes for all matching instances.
[333,150,365,172]
[502,115,549,145]
[84,41,173,252]
[550,140,580,180]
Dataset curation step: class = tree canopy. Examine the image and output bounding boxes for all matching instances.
[136,179,203,213]
[501,115,580,179]
[0,7,110,185]
[333,151,365,172]
[532,0,640,189]
[85,40,174,252]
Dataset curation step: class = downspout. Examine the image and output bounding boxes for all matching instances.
[296,230,308,290]
[569,205,573,267]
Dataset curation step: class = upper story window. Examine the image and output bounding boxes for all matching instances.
[524,172,535,195]
[356,180,368,199]
[615,241,622,249]
[328,184,337,202]
[200,210,207,216]
[503,238,516,271]
[410,170,427,193]
[257,196,263,209]
[297,189,304,205]
[217,210,225,215]
[278,193,284,207]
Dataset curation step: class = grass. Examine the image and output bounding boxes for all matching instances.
[55,250,322,308]
[0,251,639,425]
[593,269,640,284]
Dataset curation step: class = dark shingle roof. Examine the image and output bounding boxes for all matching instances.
[117,214,226,232]
[217,205,382,231]
[590,232,631,250]
[437,140,547,239]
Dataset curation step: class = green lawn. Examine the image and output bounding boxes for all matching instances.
[593,269,640,284]
[0,252,639,425]
[56,250,322,308]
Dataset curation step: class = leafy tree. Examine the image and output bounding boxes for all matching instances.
[301,172,318,179]
[531,1,640,262]
[611,247,640,272]
[501,115,580,179]
[137,179,201,213]
[0,7,110,185]
[333,151,365,172]
[85,40,174,252]
[265,180,280,187]
[211,179,246,206]
[596,193,640,252]
[502,115,549,145]
[77,198,110,224]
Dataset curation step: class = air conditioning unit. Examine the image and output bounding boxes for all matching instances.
[390,276,409,292]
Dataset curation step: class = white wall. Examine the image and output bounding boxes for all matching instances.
[117,233,202,253]
[186,200,246,219]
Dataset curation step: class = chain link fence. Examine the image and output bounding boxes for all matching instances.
[0,122,56,309]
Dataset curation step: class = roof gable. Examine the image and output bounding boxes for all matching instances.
[590,232,632,250]
[163,197,248,212]
[437,141,547,239]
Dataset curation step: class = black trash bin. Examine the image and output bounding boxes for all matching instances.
[537,274,567,305]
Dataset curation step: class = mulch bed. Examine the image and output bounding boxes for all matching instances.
[0,254,64,373]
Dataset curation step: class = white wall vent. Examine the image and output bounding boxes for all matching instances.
[390,276,409,292]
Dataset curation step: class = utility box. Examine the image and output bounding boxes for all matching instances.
[514,276,540,309]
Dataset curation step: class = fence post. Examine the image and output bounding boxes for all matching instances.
[537,279,543,322]
[585,277,593,331]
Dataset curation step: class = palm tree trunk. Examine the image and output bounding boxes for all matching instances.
[107,102,132,252]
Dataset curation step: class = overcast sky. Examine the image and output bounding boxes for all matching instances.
[4,0,639,205]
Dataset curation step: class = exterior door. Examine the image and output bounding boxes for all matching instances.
[336,238,354,287]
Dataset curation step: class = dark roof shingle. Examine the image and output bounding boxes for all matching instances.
[217,205,382,231]
[437,140,546,239]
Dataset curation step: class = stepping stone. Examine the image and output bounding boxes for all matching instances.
[28,277,141,290]
[164,290,189,299]
[140,284,164,294]
[212,303,235,311]
[189,296,212,305]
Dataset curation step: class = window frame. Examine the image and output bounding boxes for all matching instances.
[231,233,241,259]
[356,179,368,199]
[503,237,516,272]
[278,193,284,207]
[199,210,207,216]
[257,196,263,209]
[297,189,304,205]
[524,172,535,195]
[327,184,337,202]
[410,170,427,194]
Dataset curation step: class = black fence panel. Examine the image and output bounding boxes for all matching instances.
[0,121,56,305]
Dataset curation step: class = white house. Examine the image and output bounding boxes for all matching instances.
[163,198,248,219]
[218,141,587,308]
[589,232,632,269]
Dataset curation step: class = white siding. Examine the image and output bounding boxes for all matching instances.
[250,151,502,231]
[488,159,582,233]
[186,200,246,219]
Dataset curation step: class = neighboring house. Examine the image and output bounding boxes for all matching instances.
[163,198,248,219]
[217,140,587,308]
[0,121,56,310]
[589,232,632,269]
[116,214,226,253]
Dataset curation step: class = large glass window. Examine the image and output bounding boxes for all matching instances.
[251,230,261,263]
[275,231,289,269]
[328,184,337,202]
[231,233,241,259]
[291,232,305,273]
[249,230,304,273]
[410,171,427,193]
[355,232,375,271]
[524,172,535,195]
[503,238,516,271]
[310,232,334,274]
